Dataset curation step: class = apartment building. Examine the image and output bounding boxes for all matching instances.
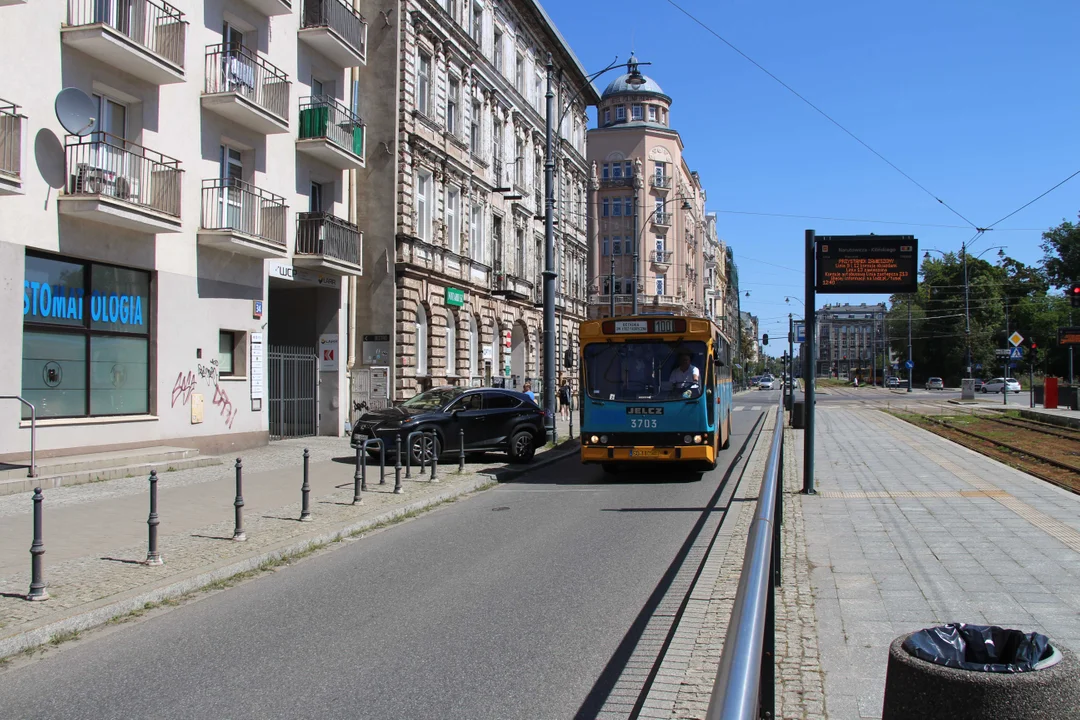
[815,302,887,378]
[353,0,593,401]
[585,58,709,321]
[0,0,368,460]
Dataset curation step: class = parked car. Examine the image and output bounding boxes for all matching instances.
[885,376,900,388]
[759,376,774,390]
[351,386,547,464]
[982,377,1021,394]
[925,377,944,390]
[750,376,762,387]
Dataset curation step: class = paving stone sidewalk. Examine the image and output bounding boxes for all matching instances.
[0,428,578,658]
[802,407,1080,719]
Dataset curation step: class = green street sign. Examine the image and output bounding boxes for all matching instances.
[446,287,465,307]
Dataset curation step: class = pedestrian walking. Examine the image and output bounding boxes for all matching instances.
[559,379,572,419]
[522,381,536,404]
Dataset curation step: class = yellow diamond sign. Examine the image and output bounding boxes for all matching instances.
[1009,331,1024,347]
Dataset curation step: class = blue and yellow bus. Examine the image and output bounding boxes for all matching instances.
[578,314,733,473]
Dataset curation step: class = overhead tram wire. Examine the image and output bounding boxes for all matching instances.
[664,0,980,231]
[986,169,1080,229]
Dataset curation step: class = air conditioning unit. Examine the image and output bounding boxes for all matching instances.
[113,175,140,201]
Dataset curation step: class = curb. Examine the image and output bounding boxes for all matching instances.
[0,448,577,660]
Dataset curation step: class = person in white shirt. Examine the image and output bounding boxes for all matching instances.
[668,351,700,390]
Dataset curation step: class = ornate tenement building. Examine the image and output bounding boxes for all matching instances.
[355,0,594,400]
[585,56,709,320]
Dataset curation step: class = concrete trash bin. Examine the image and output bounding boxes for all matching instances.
[882,628,1080,720]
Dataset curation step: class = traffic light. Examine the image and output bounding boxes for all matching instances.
[1030,340,1038,365]
[762,333,769,345]
[1071,283,1080,307]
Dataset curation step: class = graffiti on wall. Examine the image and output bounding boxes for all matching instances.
[172,358,237,429]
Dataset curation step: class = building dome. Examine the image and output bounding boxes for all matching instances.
[600,54,671,102]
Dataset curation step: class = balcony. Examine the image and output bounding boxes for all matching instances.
[652,211,671,226]
[650,250,672,269]
[59,132,182,233]
[650,175,671,191]
[198,178,288,258]
[0,100,25,194]
[492,269,530,301]
[299,0,367,67]
[296,96,365,170]
[600,175,633,189]
[294,211,362,275]
[493,157,510,191]
[240,0,292,16]
[202,44,290,135]
[62,0,186,85]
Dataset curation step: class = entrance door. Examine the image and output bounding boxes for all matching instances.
[220,145,244,231]
[268,345,319,439]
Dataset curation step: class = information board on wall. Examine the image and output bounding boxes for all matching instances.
[815,236,918,293]
[250,332,264,406]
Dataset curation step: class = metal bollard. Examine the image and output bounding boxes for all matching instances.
[145,470,163,566]
[458,428,465,472]
[233,458,246,541]
[569,406,574,440]
[394,435,403,494]
[353,445,364,504]
[430,439,439,482]
[300,448,312,521]
[378,441,386,485]
[27,487,48,601]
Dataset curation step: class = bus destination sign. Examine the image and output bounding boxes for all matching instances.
[816,236,918,294]
[604,318,688,335]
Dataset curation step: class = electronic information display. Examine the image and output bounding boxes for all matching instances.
[815,236,918,294]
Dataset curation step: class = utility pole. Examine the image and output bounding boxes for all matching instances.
[963,241,972,379]
[1071,309,1075,385]
[907,299,913,393]
[542,53,556,443]
[803,229,816,494]
[872,311,877,387]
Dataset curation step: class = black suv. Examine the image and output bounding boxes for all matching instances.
[351,386,547,464]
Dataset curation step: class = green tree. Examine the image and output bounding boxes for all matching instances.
[1040,216,1080,289]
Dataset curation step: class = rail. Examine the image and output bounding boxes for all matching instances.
[204,43,290,122]
[295,211,361,265]
[201,178,287,246]
[65,132,182,217]
[706,396,784,720]
[67,0,187,68]
[301,0,367,59]
[0,100,23,180]
[298,95,364,158]
[1,396,37,478]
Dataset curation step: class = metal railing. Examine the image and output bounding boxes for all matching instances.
[652,211,671,225]
[1,396,36,478]
[65,132,182,217]
[651,250,672,264]
[600,176,633,188]
[0,100,22,179]
[67,0,186,69]
[301,0,367,59]
[299,95,364,158]
[200,178,287,246]
[706,397,784,720]
[492,157,505,187]
[204,44,290,122]
[296,211,361,266]
[650,175,671,189]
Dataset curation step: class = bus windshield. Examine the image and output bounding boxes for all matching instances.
[583,340,708,401]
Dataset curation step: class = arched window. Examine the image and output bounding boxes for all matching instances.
[446,311,457,376]
[468,314,479,379]
[416,304,429,376]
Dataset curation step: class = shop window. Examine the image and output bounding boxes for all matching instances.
[219,331,236,375]
[22,253,150,419]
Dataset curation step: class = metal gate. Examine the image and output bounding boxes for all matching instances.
[268,345,318,440]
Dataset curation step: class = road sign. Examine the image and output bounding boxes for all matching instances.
[974,363,982,370]
[995,349,1011,356]
[794,321,805,344]
[815,236,919,294]
[1008,331,1024,347]
[904,359,914,369]
[1009,347,1024,359]
[1058,327,1080,345]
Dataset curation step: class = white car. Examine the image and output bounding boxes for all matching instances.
[759,377,774,390]
[925,377,944,390]
[982,377,1021,394]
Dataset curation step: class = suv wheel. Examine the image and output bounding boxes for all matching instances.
[410,434,441,464]
[508,430,536,463]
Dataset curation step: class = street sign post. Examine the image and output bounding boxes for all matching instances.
[904,359,914,369]
[1009,331,1024,347]
[995,348,1011,357]
[794,321,805,344]
[1009,347,1024,360]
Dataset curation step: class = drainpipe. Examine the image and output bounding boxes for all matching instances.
[347,62,360,372]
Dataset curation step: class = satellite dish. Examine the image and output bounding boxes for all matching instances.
[55,88,96,136]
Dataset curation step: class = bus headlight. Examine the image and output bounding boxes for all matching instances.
[683,434,692,444]
[590,435,599,445]
[694,434,703,444]
[600,435,608,444]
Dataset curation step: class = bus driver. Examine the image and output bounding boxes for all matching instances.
[668,350,701,391]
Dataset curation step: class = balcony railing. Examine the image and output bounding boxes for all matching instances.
[298,95,364,157]
[201,178,286,246]
[600,175,633,188]
[493,157,508,189]
[651,250,672,265]
[301,0,367,59]
[296,211,361,266]
[204,44,290,122]
[650,175,671,189]
[0,100,22,180]
[67,0,186,69]
[653,211,671,225]
[65,132,181,217]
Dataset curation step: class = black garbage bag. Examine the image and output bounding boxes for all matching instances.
[902,623,1052,673]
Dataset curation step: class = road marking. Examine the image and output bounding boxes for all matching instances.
[817,490,1008,499]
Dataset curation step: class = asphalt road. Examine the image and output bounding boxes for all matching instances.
[0,401,771,720]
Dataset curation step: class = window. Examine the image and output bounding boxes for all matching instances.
[624,197,633,216]
[648,105,657,122]
[602,236,609,256]
[21,253,151,419]
[654,162,666,180]
[613,278,623,294]
[492,215,503,265]
[416,170,433,240]
[492,119,502,160]
[601,198,609,217]
[470,203,484,262]
[612,162,622,179]
[655,235,665,255]
[218,331,236,375]
[624,237,633,254]
[612,236,621,255]
[446,186,460,253]
[416,304,429,376]
[601,163,610,180]
[309,181,323,213]
[624,161,632,177]
[656,277,665,295]
[631,104,643,120]
[447,77,459,134]
[534,74,542,111]
[515,138,525,185]
[470,101,481,150]
[615,105,626,121]
[655,198,664,215]
[612,198,622,217]
[515,54,524,94]
[417,52,432,115]
[468,315,479,378]
[471,2,483,44]
[446,312,457,375]
[493,29,503,71]
[484,392,521,409]
[515,227,525,275]
[603,108,610,125]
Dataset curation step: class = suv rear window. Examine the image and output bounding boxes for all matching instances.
[483,392,522,409]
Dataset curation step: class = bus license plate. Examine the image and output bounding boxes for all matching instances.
[631,449,662,458]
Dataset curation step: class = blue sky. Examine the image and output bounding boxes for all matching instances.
[543,0,1080,355]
